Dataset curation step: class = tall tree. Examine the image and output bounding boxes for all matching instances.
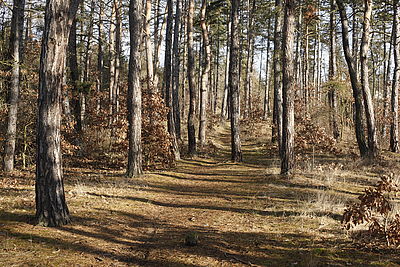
[199,0,211,148]
[229,0,242,162]
[68,18,82,133]
[36,0,81,227]
[145,0,154,91]
[243,0,255,119]
[280,0,296,175]
[391,0,400,152]
[328,0,340,140]
[164,0,180,160]
[187,0,196,156]
[127,0,143,177]
[3,0,25,172]
[336,0,368,157]
[109,0,121,124]
[96,0,104,113]
[360,0,378,158]
[221,18,231,120]
[263,19,272,120]
[172,0,181,139]
[272,0,283,146]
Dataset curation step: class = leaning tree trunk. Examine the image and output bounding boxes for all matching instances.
[272,0,283,146]
[336,0,368,157]
[391,0,400,153]
[3,0,25,172]
[127,0,143,177]
[199,0,211,149]
[36,0,81,227]
[280,0,296,175]
[229,0,242,162]
[360,0,378,158]
[187,0,196,156]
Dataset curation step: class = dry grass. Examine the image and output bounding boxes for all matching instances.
[1,121,400,266]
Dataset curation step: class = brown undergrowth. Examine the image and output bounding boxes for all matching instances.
[1,121,400,266]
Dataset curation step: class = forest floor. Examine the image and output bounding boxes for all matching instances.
[1,120,400,266]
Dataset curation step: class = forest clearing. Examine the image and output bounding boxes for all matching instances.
[2,120,400,266]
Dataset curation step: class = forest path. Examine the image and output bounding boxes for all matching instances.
[1,121,400,266]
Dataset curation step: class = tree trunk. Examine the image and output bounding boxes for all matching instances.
[229,0,242,162]
[127,0,143,177]
[36,0,81,227]
[172,0,181,140]
[280,0,296,175]
[68,18,82,133]
[382,26,393,138]
[96,0,104,113]
[391,0,400,153]
[328,0,340,140]
[303,23,309,111]
[272,0,283,146]
[109,0,121,126]
[221,19,231,120]
[244,0,255,119]
[263,18,271,120]
[214,21,220,115]
[164,0,180,160]
[3,0,25,172]
[360,0,378,158]
[154,4,167,89]
[83,0,94,82]
[187,0,196,156]
[199,0,211,149]
[145,0,154,91]
[336,0,368,157]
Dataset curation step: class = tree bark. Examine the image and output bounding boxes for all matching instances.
[391,0,400,153]
[336,0,368,157]
[127,0,143,177]
[36,0,81,227]
[187,0,196,156]
[360,0,378,158]
[280,0,296,175]
[3,0,25,172]
[229,0,242,162]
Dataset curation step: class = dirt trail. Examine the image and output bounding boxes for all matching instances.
[1,122,400,266]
